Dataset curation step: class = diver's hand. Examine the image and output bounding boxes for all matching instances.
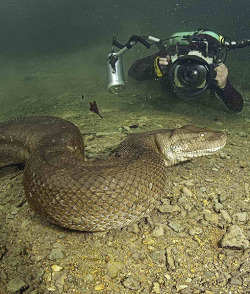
[158,55,171,74]
[214,64,228,89]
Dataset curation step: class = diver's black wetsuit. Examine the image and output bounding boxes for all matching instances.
[128,49,244,112]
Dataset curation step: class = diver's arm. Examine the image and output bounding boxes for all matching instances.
[128,51,168,80]
[214,80,244,112]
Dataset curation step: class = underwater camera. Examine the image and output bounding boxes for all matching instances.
[106,29,250,98]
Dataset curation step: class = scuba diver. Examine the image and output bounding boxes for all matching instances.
[107,29,249,113]
[128,40,243,112]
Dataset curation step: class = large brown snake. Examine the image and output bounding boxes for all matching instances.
[0,116,227,231]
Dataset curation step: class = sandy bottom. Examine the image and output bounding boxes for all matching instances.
[0,52,249,293]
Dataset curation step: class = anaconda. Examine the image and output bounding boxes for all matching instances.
[0,116,227,231]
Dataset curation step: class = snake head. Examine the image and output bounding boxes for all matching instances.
[155,125,227,166]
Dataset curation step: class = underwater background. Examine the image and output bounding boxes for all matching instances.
[0,0,249,122]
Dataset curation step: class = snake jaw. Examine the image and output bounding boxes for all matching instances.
[161,128,227,166]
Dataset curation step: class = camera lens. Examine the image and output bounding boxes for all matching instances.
[177,63,207,89]
[169,55,213,98]
[183,68,199,83]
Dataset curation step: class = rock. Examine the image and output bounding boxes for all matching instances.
[204,211,220,224]
[152,225,165,237]
[219,194,227,203]
[238,132,247,137]
[229,277,242,286]
[157,204,181,214]
[128,223,140,234]
[6,277,28,293]
[51,265,63,272]
[219,152,227,159]
[95,284,105,290]
[122,276,141,290]
[188,227,203,236]
[182,187,193,197]
[49,248,64,260]
[84,274,94,282]
[200,187,207,192]
[168,221,184,233]
[220,210,232,223]
[150,250,166,265]
[233,212,247,222]
[106,261,125,277]
[166,247,175,270]
[183,180,195,187]
[21,219,31,228]
[54,272,67,292]
[176,284,188,291]
[152,282,160,294]
[214,202,223,212]
[220,225,249,249]
[239,161,247,168]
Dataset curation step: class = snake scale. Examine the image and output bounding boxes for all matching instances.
[0,116,227,231]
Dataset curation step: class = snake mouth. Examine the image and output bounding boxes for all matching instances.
[165,139,227,165]
[182,141,227,158]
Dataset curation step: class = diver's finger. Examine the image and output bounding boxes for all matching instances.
[159,59,168,66]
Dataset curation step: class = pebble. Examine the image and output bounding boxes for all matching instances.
[157,204,181,214]
[122,276,141,290]
[204,178,214,183]
[200,186,207,192]
[168,221,184,233]
[152,225,165,237]
[220,210,232,223]
[183,180,195,187]
[150,249,166,265]
[166,247,175,270]
[94,284,105,290]
[152,282,160,294]
[51,265,63,272]
[214,202,223,212]
[182,187,193,197]
[233,212,247,222]
[239,161,247,168]
[188,227,203,236]
[21,219,31,228]
[106,261,125,277]
[220,225,249,249]
[176,284,188,291]
[229,277,242,286]
[219,194,227,203]
[84,274,94,282]
[204,211,220,224]
[49,248,64,260]
[6,278,28,293]
[238,132,247,137]
[10,207,19,215]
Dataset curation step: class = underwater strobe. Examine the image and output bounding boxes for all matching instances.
[106,36,151,94]
[107,52,125,94]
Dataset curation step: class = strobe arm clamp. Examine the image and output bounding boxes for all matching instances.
[108,35,151,69]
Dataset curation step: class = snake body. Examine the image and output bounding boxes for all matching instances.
[0,116,227,231]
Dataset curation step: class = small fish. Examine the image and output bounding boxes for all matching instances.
[89,101,103,118]
[81,94,84,100]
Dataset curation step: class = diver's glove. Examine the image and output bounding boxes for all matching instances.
[154,55,171,77]
[154,56,163,77]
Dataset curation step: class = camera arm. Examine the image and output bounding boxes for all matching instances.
[225,39,250,50]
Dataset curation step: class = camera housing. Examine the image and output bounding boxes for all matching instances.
[168,52,215,99]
